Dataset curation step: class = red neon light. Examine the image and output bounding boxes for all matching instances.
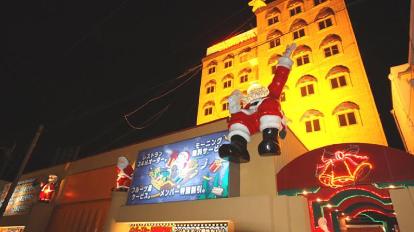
[316,146,373,188]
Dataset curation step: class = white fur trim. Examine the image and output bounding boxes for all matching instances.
[260,115,282,131]
[228,123,251,142]
[277,57,293,69]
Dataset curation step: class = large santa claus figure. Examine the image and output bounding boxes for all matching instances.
[219,44,296,163]
[116,156,134,191]
[39,174,58,202]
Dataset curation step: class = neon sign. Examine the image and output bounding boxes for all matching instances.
[316,145,373,188]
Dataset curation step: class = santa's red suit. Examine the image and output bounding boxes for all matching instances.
[219,44,295,162]
[39,182,56,202]
[228,64,290,140]
[116,156,134,190]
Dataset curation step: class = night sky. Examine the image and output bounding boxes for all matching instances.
[0,0,410,180]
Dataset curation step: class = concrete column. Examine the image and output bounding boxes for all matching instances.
[25,202,54,232]
[390,187,414,232]
[273,195,311,232]
[103,191,128,232]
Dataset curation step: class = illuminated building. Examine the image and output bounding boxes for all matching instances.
[389,0,414,154]
[197,0,387,150]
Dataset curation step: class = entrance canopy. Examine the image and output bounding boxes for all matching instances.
[277,143,414,195]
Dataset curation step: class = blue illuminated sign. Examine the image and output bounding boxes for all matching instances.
[127,131,230,205]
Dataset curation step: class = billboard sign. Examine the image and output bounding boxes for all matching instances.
[0,178,37,216]
[127,131,230,205]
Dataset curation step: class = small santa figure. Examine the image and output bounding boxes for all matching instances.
[39,174,58,202]
[219,44,296,163]
[116,156,134,191]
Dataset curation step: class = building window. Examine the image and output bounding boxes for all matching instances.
[208,66,216,74]
[204,107,213,116]
[239,54,248,63]
[222,102,229,111]
[224,60,233,68]
[267,15,279,25]
[289,6,302,16]
[206,85,215,94]
[296,54,310,66]
[240,74,248,83]
[330,75,347,89]
[318,18,333,30]
[293,28,305,40]
[338,112,357,126]
[280,92,286,102]
[305,119,321,132]
[314,0,327,6]
[300,84,315,97]
[269,38,281,48]
[223,79,232,88]
[324,44,340,57]
[271,65,277,75]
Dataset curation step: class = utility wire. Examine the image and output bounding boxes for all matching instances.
[124,66,201,122]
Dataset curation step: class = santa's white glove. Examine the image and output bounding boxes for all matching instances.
[228,90,243,114]
[278,43,296,69]
[282,43,296,57]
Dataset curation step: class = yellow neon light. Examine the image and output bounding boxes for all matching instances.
[316,150,373,188]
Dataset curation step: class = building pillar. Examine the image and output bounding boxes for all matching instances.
[103,191,128,232]
[389,187,414,231]
[25,202,55,232]
[273,195,311,232]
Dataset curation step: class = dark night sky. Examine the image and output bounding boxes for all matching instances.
[0,0,410,180]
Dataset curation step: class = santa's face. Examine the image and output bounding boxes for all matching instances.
[117,156,129,169]
[48,175,58,184]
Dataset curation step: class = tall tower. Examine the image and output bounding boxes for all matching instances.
[196,0,387,150]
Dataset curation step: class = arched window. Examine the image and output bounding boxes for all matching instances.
[296,75,317,97]
[203,101,215,116]
[223,54,234,69]
[300,109,324,133]
[222,74,234,89]
[287,0,304,17]
[314,0,327,6]
[281,85,289,102]
[267,29,283,49]
[293,45,312,66]
[315,7,335,30]
[332,101,360,127]
[266,7,281,26]
[290,19,307,40]
[206,60,217,75]
[220,97,229,111]
[268,54,282,74]
[320,34,342,58]
[326,65,351,89]
[205,80,216,94]
[238,68,251,84]
[239,47,252,63]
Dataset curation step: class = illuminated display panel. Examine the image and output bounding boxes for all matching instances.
[0,178,37,216]
[129,222,231,232]
[0,226,25,232]
[127,131,230,205]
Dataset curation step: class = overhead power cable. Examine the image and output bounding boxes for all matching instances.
[123,66,201,129]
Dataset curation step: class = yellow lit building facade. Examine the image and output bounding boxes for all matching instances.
[197,0,387,150]
[389,0,414,154]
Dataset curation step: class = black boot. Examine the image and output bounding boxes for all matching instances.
[258,128,281,156]
[219,135,250,163]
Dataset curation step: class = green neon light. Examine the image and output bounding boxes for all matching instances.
[329,189,392,206]
[313,189,392,225]
[373,180,414,189]
[360,213,387,232]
